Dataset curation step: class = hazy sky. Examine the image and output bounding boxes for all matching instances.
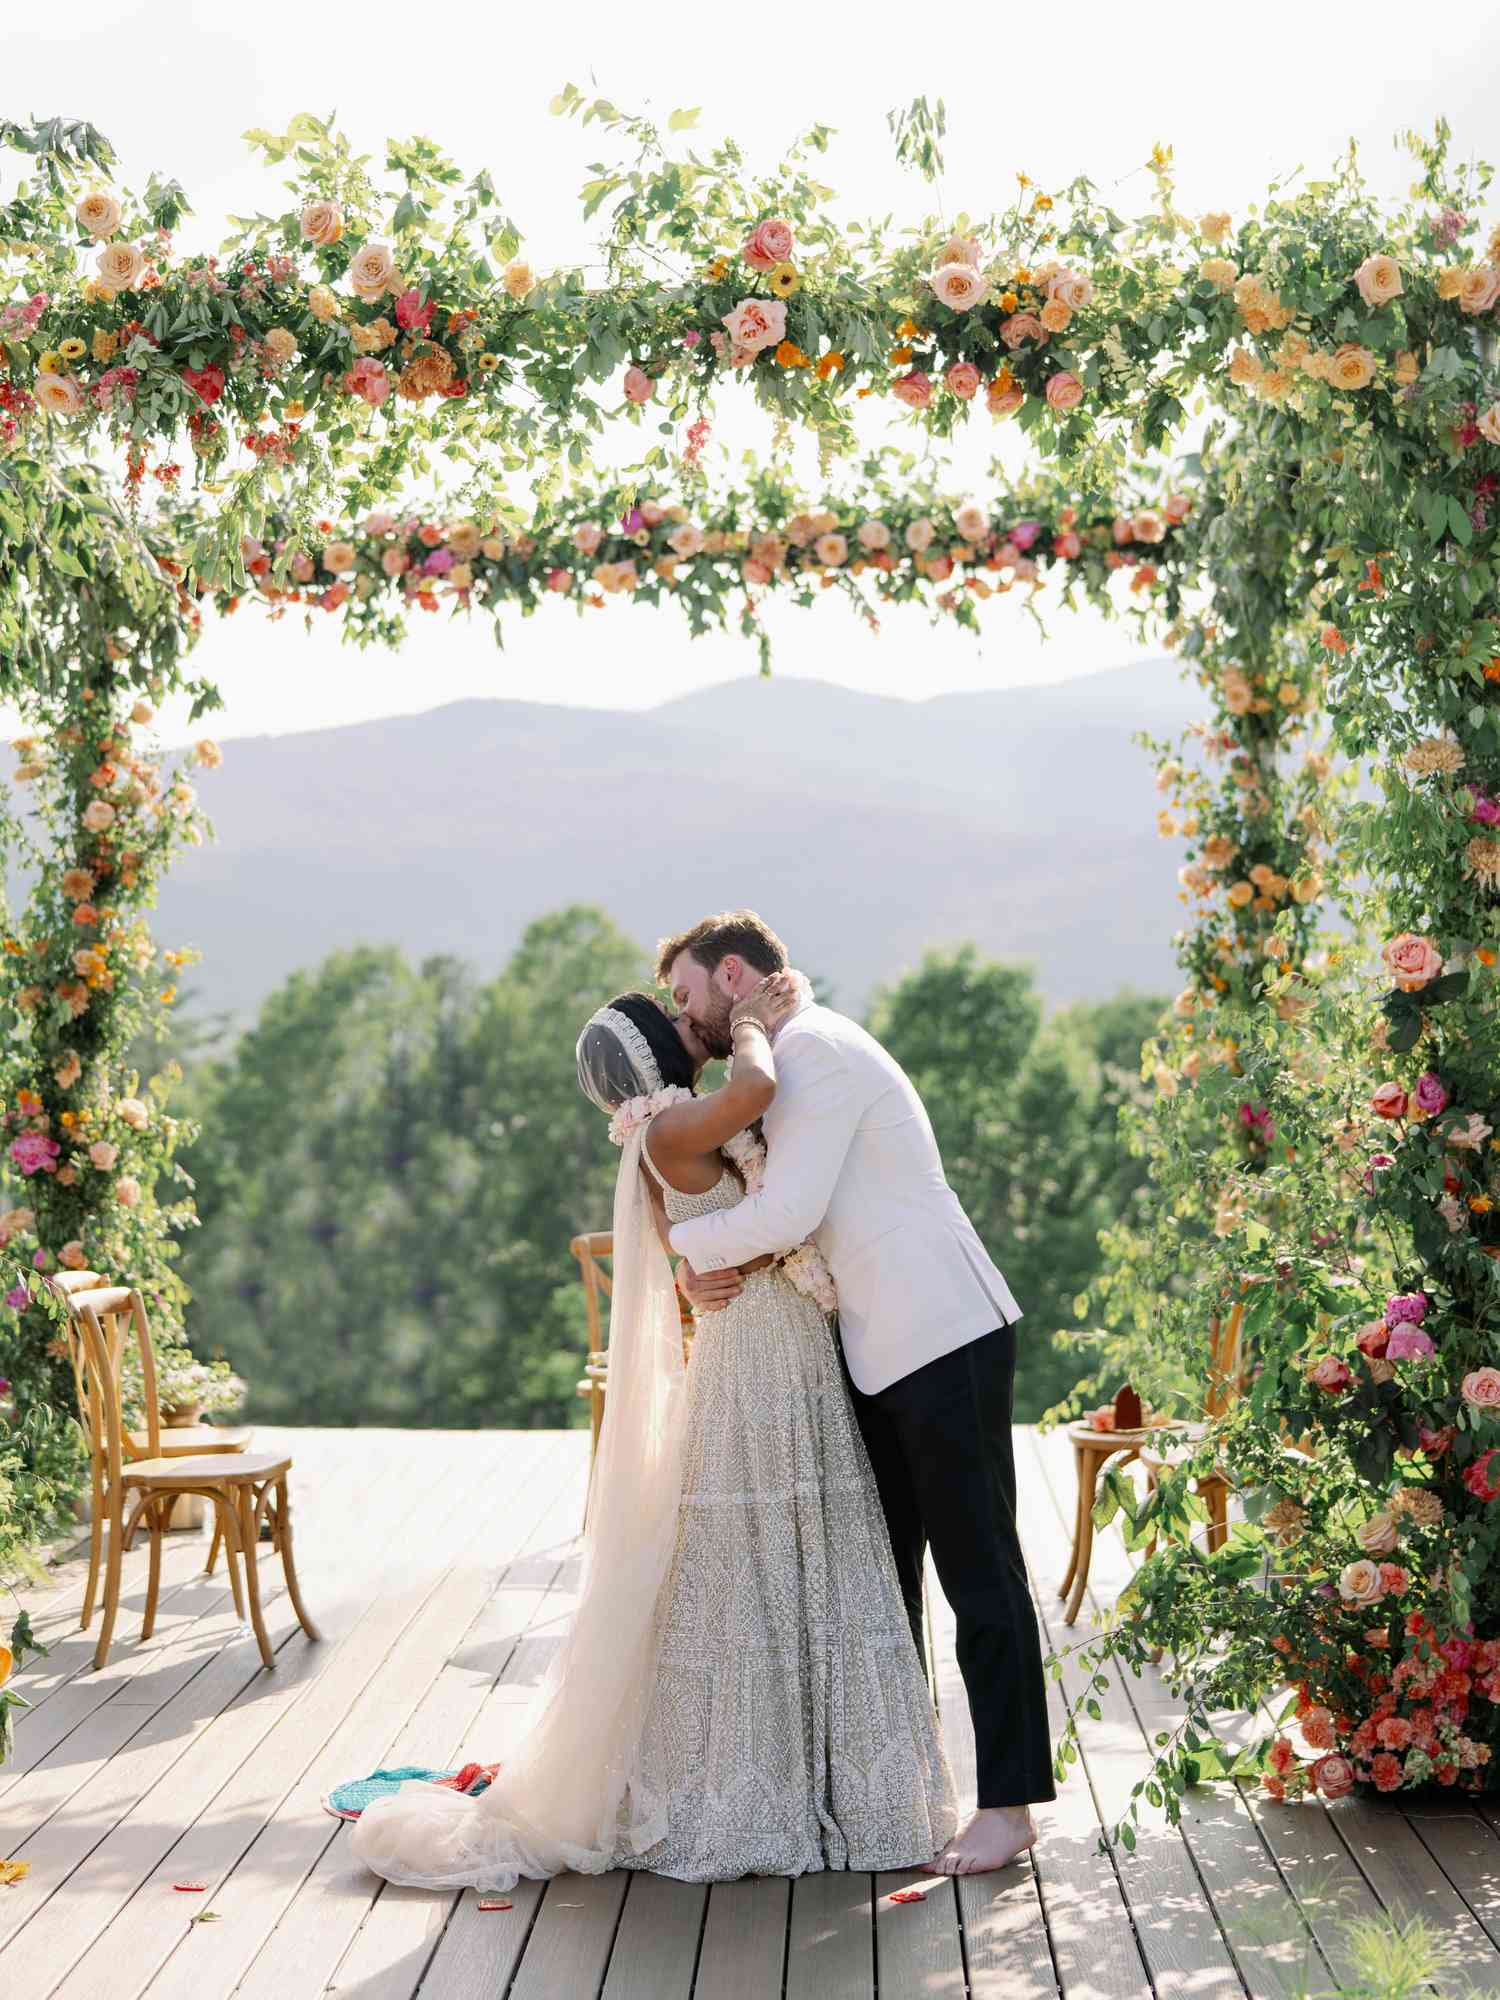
[11,4,1500,741]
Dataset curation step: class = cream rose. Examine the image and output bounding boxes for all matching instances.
[1353,253,1403,308]
[300,200,344,247]
[813,532,848,567]
[929,261,991,312]
[938,234,983,269]
[905,517,935,553]
[322,542,357,575]
[113,1175,142,1209]
[263,326,297,368]
[954,502,989,544]
[117,1097,149,1131]
[857,519,891,552]
[1337,1559,1384,1605]
[667,523,704,560]
[77,191,122,239]
[1462,1367,1500,1411]
[1478,403,1500,447]
[1381,932,1443,992]
[35,374,85,416]
[720,297,786,354]
[504,260,536,301]
[348,243,397,302]
[1356,1511,1399,1556]
[96,241,144,292]
[1459,266,1500,315]
[1048,269,1093,311]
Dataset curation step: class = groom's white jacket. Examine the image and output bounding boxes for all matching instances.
[668,1003,1022,1395]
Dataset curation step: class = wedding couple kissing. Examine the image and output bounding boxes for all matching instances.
[349,910,1054,1894]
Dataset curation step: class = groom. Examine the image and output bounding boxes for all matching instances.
[659,910,1054,1876]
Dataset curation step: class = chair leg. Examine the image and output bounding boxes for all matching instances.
[141,1497,165,1642]
[1064,1450,1101,1627]
[205,1517,222,1577]
[93,1508,125,1672]
[272,1478,320,1644]
[215,1496,247,1621]
[1060,1441,1087,1599]
[1205,1476,1230,1555]
[238,1486,274,1669]
[81,1463,105,1632]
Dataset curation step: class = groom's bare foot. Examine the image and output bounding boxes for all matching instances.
[924,1805,1037,1876]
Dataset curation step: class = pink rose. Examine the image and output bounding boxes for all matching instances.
[1054,529,1083,560]
[987,382,1024,418]
[742,218,794,271]
[938,234,983,269]
[1000,312,1046,350]
[1462,1367,1500,1411]
[1309,1354,1353,1392]
[945,359,982,400]
[929,263,991,312]
[1045,371,1084,413]
[381,547,410,577]
[88,1140,119,1171]
[1311,1754,1355,1800]
[623,365,654,405]
[1464,1448,1500,1502]
[113,1174,142,1208]
[1413,1070,1449,1116]
[1385,1291,1427,1325]
[742,557,772,585]
[344,358,391,406]
[393,288,434,333]
[720,297,787,354]
[905,517,935,553]
[1385,1323,1435,1361]
[1372,1080,1410,1120]
[857,519,891,551]
[893,369,933,409]
[1382,932,1443,992]
[545,568,572,593]
[82,800,115,832]
[925,553,954,582]
[1164,493,1193,523]
[1355,1319,1389,1358]
[668,523,704,559]
[814,533,848,567]
[573,522,604,556]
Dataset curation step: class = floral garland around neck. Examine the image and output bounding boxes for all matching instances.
[608,1084,695,1147]
[721,1127,839,1315]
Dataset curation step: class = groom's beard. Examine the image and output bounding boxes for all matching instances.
[697,989,734,1060]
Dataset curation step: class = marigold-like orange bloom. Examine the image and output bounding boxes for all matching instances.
[775,341,809,368]
[815,351,845,379]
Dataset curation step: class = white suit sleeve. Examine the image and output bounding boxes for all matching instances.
[669,1034,862,1270]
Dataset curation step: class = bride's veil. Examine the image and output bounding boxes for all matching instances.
[349,1007,690,1888]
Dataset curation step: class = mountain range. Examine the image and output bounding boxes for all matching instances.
[151,656,1207,1022]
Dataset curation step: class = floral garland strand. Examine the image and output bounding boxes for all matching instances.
[719,1128,837,1315]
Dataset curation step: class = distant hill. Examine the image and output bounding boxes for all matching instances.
[150,657,1206,1020]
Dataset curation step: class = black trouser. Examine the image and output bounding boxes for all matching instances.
[844,1324,1056,1809]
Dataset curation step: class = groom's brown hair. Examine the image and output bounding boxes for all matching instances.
[656,909,789,985]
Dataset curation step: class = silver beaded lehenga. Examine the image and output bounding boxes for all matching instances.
[350,1006,955,1892]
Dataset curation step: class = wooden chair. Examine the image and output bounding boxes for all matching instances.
[70,1286,319,1671]
[50,1271,254,1622]
[1060,1384,1169,1626]
[569,1231,695,1530]
[1136,1294,1249,1559]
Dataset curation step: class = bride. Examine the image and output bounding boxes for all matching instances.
[349,973,956,1891]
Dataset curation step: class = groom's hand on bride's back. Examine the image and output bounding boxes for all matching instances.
[676,1260,744,1313]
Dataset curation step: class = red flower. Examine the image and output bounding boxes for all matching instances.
[394,288,435,333]
[182,363,225,405]
[1463,1448,1500,1503]
[1370,1752,1403,1792]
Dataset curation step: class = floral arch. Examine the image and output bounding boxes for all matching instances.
[1,101,1499,1811]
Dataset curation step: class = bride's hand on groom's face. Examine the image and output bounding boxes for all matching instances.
[729,971,801,1034]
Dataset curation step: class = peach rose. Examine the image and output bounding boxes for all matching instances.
[1478,402,1500,446]
[814,533,848,567]
[96,241,144,291]
[1338,1558,1384,1605]
[1462,1367,1500,1411]
[1045,371,1084,413]
[1308,1354,1352,1393]
[35,374,85,416]
[82,800,115,832]
[1000,312,1046,350]
[59,1240,89,1271]
[380,547,410,578]
[1039,297,1072,334]
[1382,932,1443,991]
[945,359,982,400]
[954,502,989,543]
[503,260,535,301]
[929,262,991,312]
[1200,257,1238,292]
[987,382,1024,418]
[857,519,891,551]
[117,1098,149,1131]
[348,243,397,301]
[343,358,390,407]
[1459,266,1500,314]
[308,286,339,323]
[1372,1080,1410,1120]
[322,542,357,575]
[1132,510,1166,544]
[905,517,935,553]
[893,369,932,409]
[1330,343,1377,390]
[938,234,983,269]
[1353,253,1403,308]
[668,523,704,559]
[720,297,787,354]
[1200,212,1232,243]
[1048,268,1093,311]
[113,1175,142,1208]
[301,200,344,247]
[88,1140,119,1171]
[195,738,223,769]
[1356,1511,1398,1556]
[77,191,122,239]
[572,522,604,557]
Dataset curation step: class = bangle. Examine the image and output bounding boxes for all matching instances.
[731,1016,769,1037]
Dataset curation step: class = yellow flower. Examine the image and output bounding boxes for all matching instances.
[36,350,61,373]
[91,328,119,363]
[0,1641,11,1687]
[477,352,500,372]
[284,399,306,419]
[767,260,799,298]
[775,340,809,368]
[707,256,728,281]
[58,338,86,362]
[999,290,1019,313]
[159,986,177,1007]
[889,345,912,367]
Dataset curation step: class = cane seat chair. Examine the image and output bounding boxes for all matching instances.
[70,1286,319,1671]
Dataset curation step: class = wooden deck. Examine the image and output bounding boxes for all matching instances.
[2,1423,1499,1999]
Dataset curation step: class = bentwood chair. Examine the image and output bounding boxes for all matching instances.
[50,1271,254,1623]
[569,1231,696,1530]
[1137,1293,1250,1557]
[70,1286,319,1671]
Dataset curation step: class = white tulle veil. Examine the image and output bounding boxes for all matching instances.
[349,1004,690,1889]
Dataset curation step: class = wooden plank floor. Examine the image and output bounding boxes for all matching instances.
[2,1424,1497,1998]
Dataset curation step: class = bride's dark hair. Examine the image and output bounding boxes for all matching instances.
[604,992,698,1094]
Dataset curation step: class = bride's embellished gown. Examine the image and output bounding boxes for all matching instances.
[351,1139,955,1887]
[619,1148,956,1877]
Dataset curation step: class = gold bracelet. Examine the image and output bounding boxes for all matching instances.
[731,1016,769,1037]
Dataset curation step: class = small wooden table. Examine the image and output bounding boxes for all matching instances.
[1060,1420,1166,1625]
